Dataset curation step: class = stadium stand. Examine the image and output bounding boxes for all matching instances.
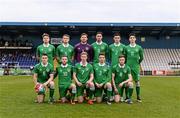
[141,49,180,71]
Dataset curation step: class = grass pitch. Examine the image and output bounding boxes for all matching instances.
[0,76,180,118]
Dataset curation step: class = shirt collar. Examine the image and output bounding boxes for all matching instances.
[62,43,69,47]
[114,43,121,46]
[81,42,87,45]
[98,63,105,66]
[96,41,103,45]
[80,61,88,67]
[43,43,50,47]
[130,43,136,47]
[118,64,125,68]
[41,62,48,67]
[61,64,68,68]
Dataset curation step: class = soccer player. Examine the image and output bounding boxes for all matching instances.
[74,33,93,63]
[36,33,55,66]
[73,52,95,104]
[109,33,126,66]
[93,53,112,105]
[109,32,127,102]
[56,34,74,65]
[33,54,55,104]
[54,55,76,104]
[91,32,108,64]
[125,33,144,102]
[112,55,134,104]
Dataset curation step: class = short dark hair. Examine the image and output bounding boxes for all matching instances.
[61,55,68,58]
[96,32,103,35]
[63,34,70,38]
[99,53,105,57]
[81,33,88,37]
[113,32,121,37]
[129,33,136,37]
[42,53,48,57]
[42,33,50,38]
[119,55,125,59]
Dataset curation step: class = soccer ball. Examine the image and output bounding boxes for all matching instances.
[35,83,45,94]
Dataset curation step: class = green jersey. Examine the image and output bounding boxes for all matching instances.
[112,64,131,84]
[91,42,108,63]
[74,62,93,84]
[109,43,126,66]
[36,44,55,66]
[93,63,111,84]
[125,44,143,72]
[56,43,74,64]
[33,63,54,83]
[56,64,73,86]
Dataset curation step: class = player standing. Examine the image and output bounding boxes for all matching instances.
[125,33,144,102]
[56,34,74,65]
[74,33,93,63]
[36,33,55,67]
[91,32,108,64]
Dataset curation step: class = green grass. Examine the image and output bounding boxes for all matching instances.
[0,76,180,118]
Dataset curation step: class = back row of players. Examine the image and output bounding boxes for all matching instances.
[34,32,144,105]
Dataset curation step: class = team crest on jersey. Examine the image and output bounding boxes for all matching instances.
[67,68,71,72]
[103,69,107,72]
[120,48,123,52]
[85,47,89,51]
[135,49,138,52]
[123,70,127,73]
[46,68,50,72]
[101,47,105,50]
[49,48,52,52]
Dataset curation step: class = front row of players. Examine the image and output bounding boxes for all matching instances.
[33,52,134,105]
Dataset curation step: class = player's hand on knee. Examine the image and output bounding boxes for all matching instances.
[99,83,103,88]
[119,82,124,88]
[77,81,82,86]
[95,83,100,88]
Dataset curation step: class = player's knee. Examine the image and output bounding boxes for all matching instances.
[78,96,84,103]
[114,95,120,103]
[89,82,95,91]
[61,97,66,103]
[136,81,140,87]
[71,84,77,94]
[106,83,112,91]
[96,97,102,103]
[49,81,55,89]
[128,82,133,88]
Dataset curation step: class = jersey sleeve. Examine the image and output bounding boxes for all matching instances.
[52,45,56,59]
[127,66,131,75]
[36,46,40,59]
[33,65,38,74]
[105,44,109,62]
[56,46,60,63]
[89,65,94,74]
[106,66,112,83]
[73,64,78,74]
[139,46,144,64]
